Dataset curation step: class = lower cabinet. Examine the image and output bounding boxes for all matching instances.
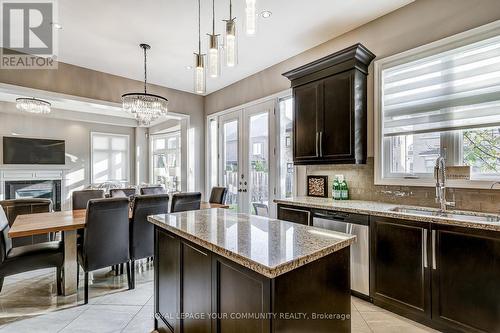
[371,216,500,333]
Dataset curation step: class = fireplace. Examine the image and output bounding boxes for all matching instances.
[5,180,62,211]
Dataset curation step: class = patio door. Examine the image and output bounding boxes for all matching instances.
[219,101,274,215]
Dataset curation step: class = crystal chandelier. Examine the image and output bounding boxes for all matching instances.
[223,0,238,67]
[16,97,51,114]
[207,0,220,78]
[122,44,168,126]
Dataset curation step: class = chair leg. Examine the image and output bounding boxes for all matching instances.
[0,276,4,293]
[77,264,80,288]
[126,261,132,290]
[114,264,119,276]
[56,267,62,295]
[131,260,135,289]
[84,272,89,305]
[120,263,124,275]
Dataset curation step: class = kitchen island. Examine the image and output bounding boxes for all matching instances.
[148,208,355,333]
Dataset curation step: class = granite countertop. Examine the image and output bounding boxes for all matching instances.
[148,208,355,278]
[275,197,500,232]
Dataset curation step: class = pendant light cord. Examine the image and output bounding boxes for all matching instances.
[212,0,215,34]
[198,0,201,54]
[143,46,147,94]
[229,0,232,19]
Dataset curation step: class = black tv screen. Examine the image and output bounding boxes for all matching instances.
[3,137,65,164]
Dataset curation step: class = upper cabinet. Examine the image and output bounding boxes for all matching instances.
[283,44,375,165]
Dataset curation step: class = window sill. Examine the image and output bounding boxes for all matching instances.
[375,177,500,190]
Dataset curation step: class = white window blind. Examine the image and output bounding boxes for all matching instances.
[382,34,500,137]
[91,132,129,183]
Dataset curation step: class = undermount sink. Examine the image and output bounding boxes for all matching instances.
[390,207,500,223]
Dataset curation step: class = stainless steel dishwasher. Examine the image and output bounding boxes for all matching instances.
[312,209,370,298]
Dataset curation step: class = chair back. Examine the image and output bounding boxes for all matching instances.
[170,192,202,213]
[0,198,52,246]
[109,188,137,198]
[0,206,12,264]
[140,186,166,195]
[253,203,269,217]
[130,194,169,260]
[81,197,130,271]
[72,190,104,210]
[209,187,228,204]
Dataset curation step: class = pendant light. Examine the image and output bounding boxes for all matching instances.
[223,0,237,67]
[122,44,168,126]
[245,0,256,35]
[207,0,220,78]
[194,0,206,94]
[16,97,51,114]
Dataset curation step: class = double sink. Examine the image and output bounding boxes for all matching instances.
[391,206,500,223]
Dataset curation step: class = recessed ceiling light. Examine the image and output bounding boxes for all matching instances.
[261,10,272,18]
[185,65,193,70]
[52,22,62,29]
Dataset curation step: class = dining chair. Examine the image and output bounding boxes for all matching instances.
[109,188,137,198]
[253,202,269,217]
[140,186,166,195]
[77,197,131,304]
[72,190,105,210]
[0,198,53,247]
[209,187,228,205]
[170,192,202,213]
[0,206,63,294]
[129,194,169,289]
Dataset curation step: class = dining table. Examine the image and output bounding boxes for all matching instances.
[7,202,229,296]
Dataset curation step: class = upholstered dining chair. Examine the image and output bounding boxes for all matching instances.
[0,198,53,247]
[170,192,202,213]
[0,206,63,294]
[140,186,166,195]
[209,187,228,205]
[129,194,169,288]
[72,190,105,210]
[253,202,269,217]
[77,197,131,304]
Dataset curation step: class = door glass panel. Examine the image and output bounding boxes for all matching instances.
[248,113,269,216]
[223,120,239,210]
[279,97,294,198]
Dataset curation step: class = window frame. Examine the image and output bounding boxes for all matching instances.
[149,131,182,191]
[90,131,130,184]
[374,20,500,189]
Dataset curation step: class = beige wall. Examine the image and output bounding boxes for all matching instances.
[0,57,206,194]
[205,0,500,157]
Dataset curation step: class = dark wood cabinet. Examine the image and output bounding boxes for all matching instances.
[431,225,500,333]
[370,216,431,323]
[277,204,311,225]
[283,44,374,165]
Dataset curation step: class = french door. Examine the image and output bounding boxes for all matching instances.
[218,101,275,215]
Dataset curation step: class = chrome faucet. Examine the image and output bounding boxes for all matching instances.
[434,156,455,212]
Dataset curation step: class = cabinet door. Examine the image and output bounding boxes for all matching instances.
[277,205,310,225]
[431,225,500,333]
[370,217,431,322]
[155,229,180,333]
[321,71,354,162]
[181,242,212,333]
[293,81,321,163]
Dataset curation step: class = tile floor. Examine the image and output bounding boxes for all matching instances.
[0,262,439,333]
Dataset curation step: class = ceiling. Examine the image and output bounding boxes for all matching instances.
[56,0,413,95]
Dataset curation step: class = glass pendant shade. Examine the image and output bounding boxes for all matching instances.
[207,34,220,78]
[224,19,238,67]
[194,53,206,94]
[16,97,51,114]
[245,0,256,35]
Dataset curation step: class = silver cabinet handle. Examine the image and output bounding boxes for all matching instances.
[319,131,323,157]
[315,132,319,157]
[431,230,437,270]
[422,229,428,269]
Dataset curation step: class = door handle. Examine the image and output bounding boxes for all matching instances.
[422,229,428,269]
[319,131,323,157]
[242,189,247,192]
[315,132,319,157]
[431,230,437,270]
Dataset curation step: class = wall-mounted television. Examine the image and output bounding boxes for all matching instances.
[3,137,66,165]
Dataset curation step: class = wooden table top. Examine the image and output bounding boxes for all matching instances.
[8,202,229,238]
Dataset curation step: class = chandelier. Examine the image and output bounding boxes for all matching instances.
[122,44,168,126]
[16,97,51,114]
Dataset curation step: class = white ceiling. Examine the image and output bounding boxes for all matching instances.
[56,0,413,95]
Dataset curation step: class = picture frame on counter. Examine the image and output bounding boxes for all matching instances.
[307,175,328,197]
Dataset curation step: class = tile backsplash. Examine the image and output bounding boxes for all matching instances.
[306,158,500,214]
